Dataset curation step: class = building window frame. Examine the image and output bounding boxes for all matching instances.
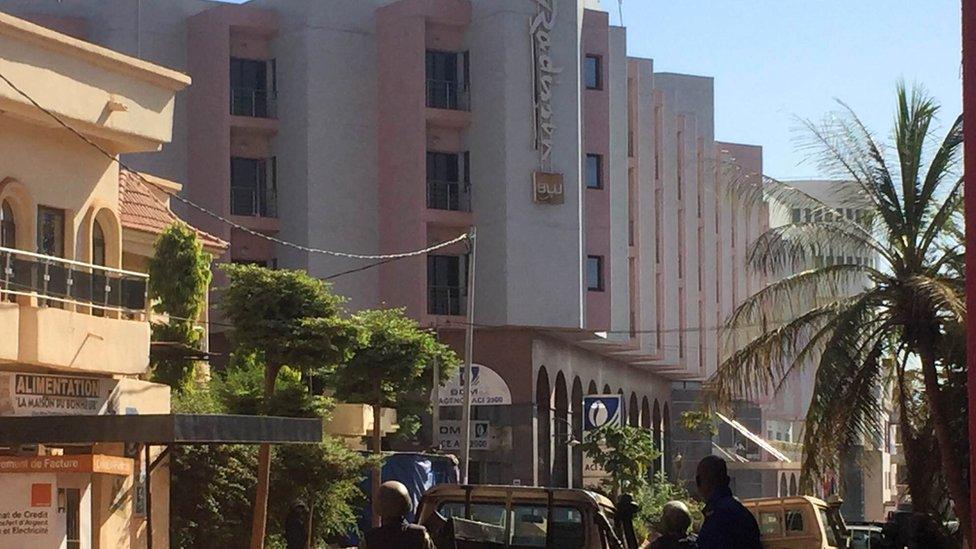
[584,54,602,90]
[586,255,604,292]
[585,154,603,189]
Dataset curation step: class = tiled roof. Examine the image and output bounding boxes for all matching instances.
[119,169,228,251]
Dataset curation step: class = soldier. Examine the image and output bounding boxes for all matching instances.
[361,481,435,549]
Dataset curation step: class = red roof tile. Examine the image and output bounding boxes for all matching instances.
[119,169,228,251]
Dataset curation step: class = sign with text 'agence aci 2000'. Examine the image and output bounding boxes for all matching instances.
[438,364,513,407]
[582,395,623,489]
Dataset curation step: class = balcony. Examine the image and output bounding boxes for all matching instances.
[426,79,470,111]
[230,87,277,119]
[426,180,471,212]
[231,185,277,219]
[428,285,465,316]
[0,247,150,375]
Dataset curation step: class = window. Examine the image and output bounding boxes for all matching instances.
[438,502,584,548]
[0,200,14,248]
[426,50,468,110]
[785,510,804,533]
[759,511,782,536]
[92,220,106,267]
[586,256,604,291]
[62,488,81,549]
[791,208,801,223]
[231,157,277,217]
[586,154,603,189]
[230,57,274,117]
[37,206,65,257]
[584,55,601,90]
[428,255,463,315]
[804,208,811,222]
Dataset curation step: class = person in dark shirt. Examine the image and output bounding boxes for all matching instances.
[360,481,434,549]
[644,500,699,549]
[695,456,762,549]
[284,500,308,549]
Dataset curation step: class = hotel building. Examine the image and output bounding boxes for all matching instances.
[1,0,778,491]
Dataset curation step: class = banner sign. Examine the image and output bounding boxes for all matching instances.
[0,455,132,476]
[438,364,512,407]
[0,372,117,416]
[0,474,64,546]
[436,420,491,451]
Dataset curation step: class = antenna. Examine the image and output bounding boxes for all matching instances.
[618,0,624,26]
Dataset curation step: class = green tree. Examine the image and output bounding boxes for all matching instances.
[332,308,460,525]
[712,84,968,536]
[220,264,364,548]
[633,472,704,541]
[581,424,659,498]
[147,223,212,389]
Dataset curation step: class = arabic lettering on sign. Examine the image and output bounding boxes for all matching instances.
[530,0,561,170]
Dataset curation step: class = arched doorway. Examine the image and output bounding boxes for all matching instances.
[780,474,788,497]
[553,371,569,487]
[629,393,639,427]
[789,473,798,496]
[0,200,15,302]
[641,397,651,430]
[536,367,551,487]
[652,400,662,477]
[571,377,583,488]
[663,403,672,479]
[587,380,598,395]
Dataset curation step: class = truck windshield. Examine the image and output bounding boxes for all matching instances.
[818,508,840,547]
[438,502,585,548]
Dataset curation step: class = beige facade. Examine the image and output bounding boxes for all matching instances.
[0,12,188,549]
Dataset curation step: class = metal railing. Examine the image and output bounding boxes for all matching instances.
[231,186,277,218]
[426,180,471,212]
[0,246,148,316]
[230,87,277,118]
[425,79,470,111]
[428,285,465,316]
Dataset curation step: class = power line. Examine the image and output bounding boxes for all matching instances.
[0,70,467,261]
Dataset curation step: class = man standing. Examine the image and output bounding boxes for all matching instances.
[644,500,699,548]
[360,481,435,549]
[695,456,762,549]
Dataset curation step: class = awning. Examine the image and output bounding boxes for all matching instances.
[715,412,791,462]
[0,414,323,445]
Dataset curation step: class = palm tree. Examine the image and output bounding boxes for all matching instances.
[712,84,967,537]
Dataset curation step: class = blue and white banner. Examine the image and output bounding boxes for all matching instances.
[582,395,623,432]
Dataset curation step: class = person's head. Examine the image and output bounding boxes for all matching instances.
[377,480,412,522]
[660,501,692,536]
[696,455,731,499]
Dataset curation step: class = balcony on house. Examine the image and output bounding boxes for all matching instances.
[427,254,466,316]
[426,152,471,212]
[230,156,277,218]
[230,57,277,119]
[426,50,470,111]
[0,246,150,374]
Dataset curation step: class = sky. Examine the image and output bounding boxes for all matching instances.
[220,0,961,180]
[613,0,962,179]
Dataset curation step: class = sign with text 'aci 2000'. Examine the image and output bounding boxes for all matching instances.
[582,395,623,432]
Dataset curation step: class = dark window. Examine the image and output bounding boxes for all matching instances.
[0,200,14,248]
[584,55,601,90]
[586,154,603,189]
[785,509,804,533]
[427,152,470,211]
[791,208,801,223]
[428,255,463,315]
[92,220,106,267]
[586,256,604,291]
[230,57,274,117]
[231,157,277,217]
[37,206,65,257]
[426,51,468,110]
[63,488,81,549]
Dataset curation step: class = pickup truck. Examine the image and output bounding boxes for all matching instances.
[743,496,849,548]
[416,484,641,549]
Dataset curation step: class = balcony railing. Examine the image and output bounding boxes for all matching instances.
[428,285,465,316]
[426,180,471,212]
[426,79,470,111]
[0,246,148,316]
[230,87,277,119]
[231,185,277,218]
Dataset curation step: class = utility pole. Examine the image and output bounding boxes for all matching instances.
[963,1,976,546]
[460,227,477,484]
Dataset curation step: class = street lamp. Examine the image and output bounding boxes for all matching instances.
[552,415,580,446]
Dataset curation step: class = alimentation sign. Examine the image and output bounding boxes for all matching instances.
[0,372,117,416]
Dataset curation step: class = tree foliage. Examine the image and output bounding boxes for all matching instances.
[582,424,660,498]
[712,83,969,535]
[634,472,704,541]
[147,223,212,388]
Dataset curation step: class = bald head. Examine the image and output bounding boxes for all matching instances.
[660,501,692,535]
[696,455,730,499]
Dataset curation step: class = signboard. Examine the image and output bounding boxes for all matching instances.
[582,395,623,431]
[0,455,132,476]
[0,474,64,546]
[438,364,512,407]
[0,372,118,417]
[532,172,565,205]
[530,0,560,170]
[436,420,491,451]
[581,395,622,488]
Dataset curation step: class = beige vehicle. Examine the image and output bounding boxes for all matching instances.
[415,484,638,549]
[742,496,849,549]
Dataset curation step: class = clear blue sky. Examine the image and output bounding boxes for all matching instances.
[220,0,961,179]
[613,0,962,179]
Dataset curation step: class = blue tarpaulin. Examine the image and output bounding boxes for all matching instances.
[347,452,459,545]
